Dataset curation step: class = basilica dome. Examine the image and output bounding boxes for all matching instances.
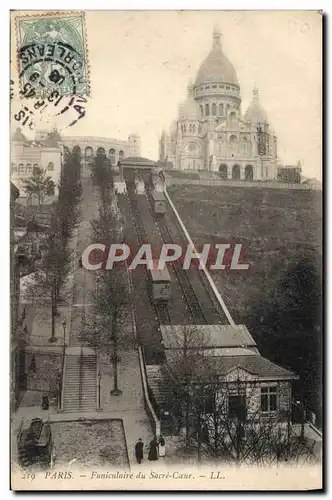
[195,28,239,87]
[244,87,268,124]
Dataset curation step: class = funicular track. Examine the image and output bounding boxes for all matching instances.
[124,175,172,325]
[164,206,229,324]
[146,181,229,325]
[145,183,207,325]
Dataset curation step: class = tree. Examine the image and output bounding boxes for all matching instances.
[89,164,129,394]
[25,233,71,342]
[23,167,55,207]
[24,151,82,341]
[164,325,210,447]
[168,358,318,466]
[88,269,130,395]
[90,153,112,204]
[247,252,322,425]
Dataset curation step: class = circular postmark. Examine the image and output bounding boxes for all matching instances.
[18,40,86,97]
[13,40,89,132]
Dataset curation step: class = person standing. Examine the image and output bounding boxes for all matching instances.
[135,438,144,464]
[158,435,166,458]
[148,438,158,461]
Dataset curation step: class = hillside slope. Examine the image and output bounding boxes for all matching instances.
[168,184,322,423]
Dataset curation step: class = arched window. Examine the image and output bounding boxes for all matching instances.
[85,146,93,157]
[229,135,237,144]
[11,164,17,173]
[18,164,25,174]
[192,125,196,133]
[63,146,70,155]
[47,162,54,171]
[200,105,203,116]
[26,163,32,174]
[230,111,236,118]
[119,150,124,161]
[109,148,116,165]
[232,164,241,180]
[97,147,105,156]
[33,163,39,174]
[183,124,186,133]
[73,146,81,155]
[212,103,217,116]
[189,124,192,133]
[245,164,254,181]
[219,104,224,116]
[205,103,210,117]
[219,164,228,180]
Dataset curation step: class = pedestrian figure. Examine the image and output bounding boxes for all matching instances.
[158,435,166,458]
[148,437,158,461]
[135,438,144,464]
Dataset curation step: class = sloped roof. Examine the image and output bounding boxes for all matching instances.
[119,156,156,167]
[160,324,257,349]
[165,350,297,381]
[12,128,27,141]
[203,354,297,380]
[11,182,20,201]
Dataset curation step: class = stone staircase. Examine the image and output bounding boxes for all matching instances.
[62,352,97,413]
[145,364,174,410]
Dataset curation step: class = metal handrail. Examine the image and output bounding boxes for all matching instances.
[79,346,83,409]
[95,349,100,410]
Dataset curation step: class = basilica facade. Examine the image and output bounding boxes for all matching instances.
[159,28,279,181]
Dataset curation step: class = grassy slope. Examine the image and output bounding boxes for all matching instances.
[168,184,322,420]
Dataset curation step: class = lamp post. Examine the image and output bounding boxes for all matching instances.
[98,370,102,410]
[62,319,67,345]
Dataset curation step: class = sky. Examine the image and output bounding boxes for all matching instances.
[11,10,322,179]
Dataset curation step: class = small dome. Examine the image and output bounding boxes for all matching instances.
[178,81,202,121]
[244,87,268,124]
[12,128,26,141]
[195,28,239,87]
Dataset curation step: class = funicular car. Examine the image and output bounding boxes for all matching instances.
[148,260,171,304]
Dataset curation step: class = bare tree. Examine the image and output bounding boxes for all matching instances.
[165,325,210,447]
[170,362,318,466]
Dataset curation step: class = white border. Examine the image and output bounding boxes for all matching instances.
[2,2,327,499]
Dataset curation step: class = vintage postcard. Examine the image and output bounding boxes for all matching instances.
[10,10,323,491]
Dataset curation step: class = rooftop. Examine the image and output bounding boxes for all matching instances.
[160,324,257,349]
[119,156,157,167]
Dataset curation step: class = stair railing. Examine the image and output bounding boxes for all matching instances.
[58,341,66,412]
[79,346,83,410]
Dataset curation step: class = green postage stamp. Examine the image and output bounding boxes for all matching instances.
[15,11,90,97]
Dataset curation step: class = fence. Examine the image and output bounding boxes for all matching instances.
[165,176,321,191]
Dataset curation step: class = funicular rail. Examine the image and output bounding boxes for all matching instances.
[145,183,207,325]
[165,203,229,324]
[124,176,171,325]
